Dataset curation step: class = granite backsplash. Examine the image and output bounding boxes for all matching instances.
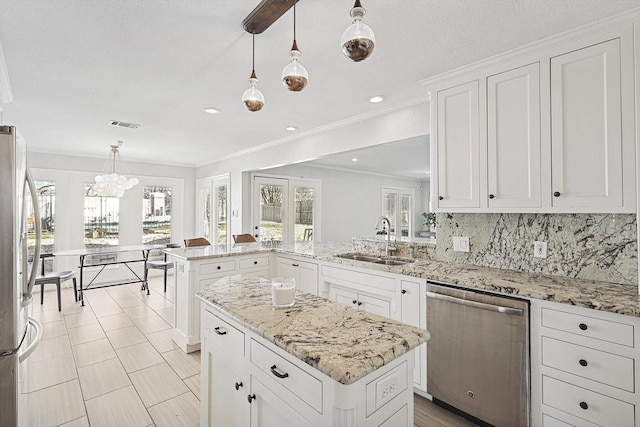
[354,213,638,286]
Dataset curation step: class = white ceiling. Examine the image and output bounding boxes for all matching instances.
[1,0,640,168]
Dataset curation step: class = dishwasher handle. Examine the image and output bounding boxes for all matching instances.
[426,291,523,317]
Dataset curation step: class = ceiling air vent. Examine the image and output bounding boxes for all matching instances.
[110,120,141,129]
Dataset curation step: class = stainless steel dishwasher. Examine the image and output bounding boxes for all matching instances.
[426,281,529,427]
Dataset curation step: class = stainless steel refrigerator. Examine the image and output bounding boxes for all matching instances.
[0,125,43,427]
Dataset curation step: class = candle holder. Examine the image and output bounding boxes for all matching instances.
[271,277,295,308]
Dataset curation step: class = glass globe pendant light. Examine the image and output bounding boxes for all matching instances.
[341,0,375,62]
[281,1,308,91]
[242,32,265,112]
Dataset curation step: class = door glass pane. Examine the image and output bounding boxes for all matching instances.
[201,188,211,240]
[84,183,119,264]
[294,187,314,241]
[400,194,411,238]
[26,181,55,272]
[259,184,284,242]
[143,186,171,246]
[216,184,227,244]
[383,192,397,235]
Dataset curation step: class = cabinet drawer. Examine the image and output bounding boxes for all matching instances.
[542,376,635,426]
[200,259,236,275]
[542,414,572,427]
[238,256,269,270]
[541,308,634,347]
[202,309,244,357]
[542,337,634,392]
[250,339,323,413]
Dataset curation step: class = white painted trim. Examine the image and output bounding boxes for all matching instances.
[419,7,640,89]
[0,40,13,105]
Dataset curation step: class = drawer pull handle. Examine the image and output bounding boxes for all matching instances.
[270,365,289,379]
[579,401,588,410]
[247,394,256,403]
[214,326,227,335]
[235,381,243,390]
[579,359,588,367]
[579,323,588,331]
[489,194,495,199]
[292,264,299,267]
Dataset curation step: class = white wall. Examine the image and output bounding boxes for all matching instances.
[27,151,195,280]
[196,102,430,238]
[261,164,428,243]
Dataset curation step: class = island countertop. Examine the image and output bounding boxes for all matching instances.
[196,274,430,385]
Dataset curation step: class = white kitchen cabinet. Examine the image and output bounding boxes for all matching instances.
[487,62,541,208]
[276,255,319,295]
[171,253,270,353]
[400,279,427,393]
[530,299,640,427]
[249,377,314,427]
[329,285,392,318]
[434,80,480,209]
[550,38,624,209]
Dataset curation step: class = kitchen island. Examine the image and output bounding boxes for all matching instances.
[196,274,430,427]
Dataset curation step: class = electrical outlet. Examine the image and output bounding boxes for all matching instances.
[453,236,470,252]
[534,241,547,258]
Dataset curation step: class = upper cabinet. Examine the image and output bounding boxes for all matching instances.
[550,39,623,209]
[428,24,636,213]
[435,81,480,209]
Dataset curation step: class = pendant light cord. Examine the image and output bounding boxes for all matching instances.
[293,1,296,41]
[252,31,255,71]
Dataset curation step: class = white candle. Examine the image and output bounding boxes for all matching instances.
[271,277,295,307]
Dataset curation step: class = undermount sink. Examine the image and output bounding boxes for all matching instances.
[336,253,415,266]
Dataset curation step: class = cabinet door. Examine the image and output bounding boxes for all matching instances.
[201,333,248,427]
[401,280,425,390]
[359,293,392,318]
[550,39,623,208]
[278,257,319,295]
[487,63,541,208]
[249,377,314,427]
[436,80,480,208]
[329,286,359,310]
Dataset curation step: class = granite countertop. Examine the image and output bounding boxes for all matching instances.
[167,241,640,317]
[196,274,429,385]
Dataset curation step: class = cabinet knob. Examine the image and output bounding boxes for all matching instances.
[401,289,407,294]
[247,394,256,403]
[254,225,258,230]
[579,359,588,367]
[438,196,444,201]
[489,194,495,199]
[254,234,259,238]
[578,323,588,331]
[235,381,243,390]
[352,300,358,305]
[253,261,258,265]
[357,301,363,306]
[553,191,561,197]
[217,266,221,270]
[579,401,588,410]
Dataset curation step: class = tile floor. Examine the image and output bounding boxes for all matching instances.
[27,275,200,427]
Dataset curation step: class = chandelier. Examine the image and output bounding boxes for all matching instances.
[94,142,139,198]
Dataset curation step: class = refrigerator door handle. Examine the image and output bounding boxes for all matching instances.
[23,168,41,300]
[18,317,42,363]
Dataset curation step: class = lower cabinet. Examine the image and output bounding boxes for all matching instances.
[531,299,640,427]
[201,306,416,427]
[329,285,393,318]
[276,255,319,295]
[400,279,427,393]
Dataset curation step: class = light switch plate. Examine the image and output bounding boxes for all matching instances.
[453,236,470,252]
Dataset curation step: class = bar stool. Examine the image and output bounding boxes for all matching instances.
[145,243,181,293]
[35,271,77,312]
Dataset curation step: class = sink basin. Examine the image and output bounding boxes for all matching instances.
[335,253,415,266]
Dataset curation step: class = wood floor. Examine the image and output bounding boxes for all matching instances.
[27,275,478,426]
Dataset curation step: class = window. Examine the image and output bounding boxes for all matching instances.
[196,176,230,245]
[143,186,172,245]
[382,187,413,239]
[84,183,119,264]
[26,181,55,273]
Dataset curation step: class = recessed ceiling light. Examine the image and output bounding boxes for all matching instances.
[352,158,358,162]
[369,95,385,103]
[204,107,221,114]
[285,126,298,131]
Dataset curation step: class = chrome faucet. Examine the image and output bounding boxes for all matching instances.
[375,216,396,257]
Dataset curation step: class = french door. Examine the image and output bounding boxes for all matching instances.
[252,175,320,242]
[196,175,229,245]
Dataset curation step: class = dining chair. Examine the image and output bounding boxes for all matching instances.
[232,233,257,243]
[145,243,181,293]
[36,271,77,312]
[184,237,211,248]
